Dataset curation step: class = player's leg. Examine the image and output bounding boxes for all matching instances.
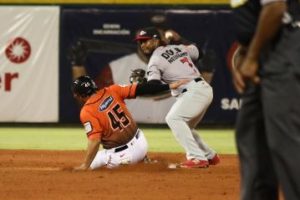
[90,150,109,170]
[188,111,217,160]
[130,129,148,164]
[165,81,212,161]
[236,83,278,200]
[90,145,136,169]
[166,98,206,161]
[191,130,214,157]
[106,129,148,168]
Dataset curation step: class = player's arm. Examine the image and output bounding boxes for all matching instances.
[245,1,286,62]
[74,111,102,171]
[72,66,87,80]
[69,40,88,80]
[196,49,217,84]
[165,30,204,59]
[129,68,173,99]
[113,79,188,99]
[238,0,286,92]
[135,80,168,96]
[135,79,188,96]
[119,64,187,98]
[128,64,170,97]
[74,138,100,171]
[135,80,171,100]
[231,44,248,94]
[185,44,203,61]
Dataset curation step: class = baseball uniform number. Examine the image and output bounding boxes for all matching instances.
[108,104,130,130]
[180,57,193,67]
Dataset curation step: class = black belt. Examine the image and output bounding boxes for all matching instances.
[114,130,140,153]
[181,77,203,94]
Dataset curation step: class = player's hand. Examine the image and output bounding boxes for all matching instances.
[231,53,260,94]
[239,57,260,85]
[169,79,190,89]
[73,163,89,171]
[232,67,246,94]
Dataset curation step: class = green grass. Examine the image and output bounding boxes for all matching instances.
[0,127,237,154]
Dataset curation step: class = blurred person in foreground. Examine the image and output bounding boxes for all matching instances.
[71,75,187,171]
[231,0,300,199]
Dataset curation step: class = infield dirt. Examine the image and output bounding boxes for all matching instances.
[0,150,239,200]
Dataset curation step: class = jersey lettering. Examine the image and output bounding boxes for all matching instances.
[108,104,130,131]
[174,47,182,53]
[161,49,174,59]
[161,47,188,64]
[99,96,114,111]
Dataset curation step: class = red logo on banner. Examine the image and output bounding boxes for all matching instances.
[5,37,31,64]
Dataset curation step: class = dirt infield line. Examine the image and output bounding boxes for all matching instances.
[0,166,62,171]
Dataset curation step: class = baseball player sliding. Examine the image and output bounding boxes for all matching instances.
[71,75,187,170]
[135,27,220,168]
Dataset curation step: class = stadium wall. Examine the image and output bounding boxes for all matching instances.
[0,1,239,125]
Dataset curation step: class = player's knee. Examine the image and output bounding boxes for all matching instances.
[165,113,174,125]
[165,113,180,126]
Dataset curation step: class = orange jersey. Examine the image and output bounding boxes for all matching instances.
[80,84,138,149]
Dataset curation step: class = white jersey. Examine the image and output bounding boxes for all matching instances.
[147,44,201,96]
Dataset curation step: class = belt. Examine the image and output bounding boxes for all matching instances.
[181,77,203,94]
[114,130,140,153]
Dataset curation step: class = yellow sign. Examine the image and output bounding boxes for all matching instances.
[230,0,247,8]
[0,0,229,4]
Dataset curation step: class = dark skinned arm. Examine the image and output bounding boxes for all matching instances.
[237,1,287,93]
[73,138,100,171]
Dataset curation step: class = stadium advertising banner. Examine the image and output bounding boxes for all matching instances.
[60,6,240,125]
[0,6,59,122]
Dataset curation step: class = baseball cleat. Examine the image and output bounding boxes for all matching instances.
[208,154,220,165]
[180,159,209,168]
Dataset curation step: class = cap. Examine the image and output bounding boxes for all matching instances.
[134,27,161,41]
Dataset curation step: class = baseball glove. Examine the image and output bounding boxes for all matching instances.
[129,68,147,84]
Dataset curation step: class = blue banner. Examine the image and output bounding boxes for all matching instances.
[60,6,239,125]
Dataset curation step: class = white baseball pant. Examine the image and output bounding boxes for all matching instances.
[165,78,216,160]
[90,129,148,169]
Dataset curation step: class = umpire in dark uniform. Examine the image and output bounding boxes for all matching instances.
[231,0,300,199]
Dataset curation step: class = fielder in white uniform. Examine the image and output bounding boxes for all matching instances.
[135,27,220,168]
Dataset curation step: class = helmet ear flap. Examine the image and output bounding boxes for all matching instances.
[72,75,98,98]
